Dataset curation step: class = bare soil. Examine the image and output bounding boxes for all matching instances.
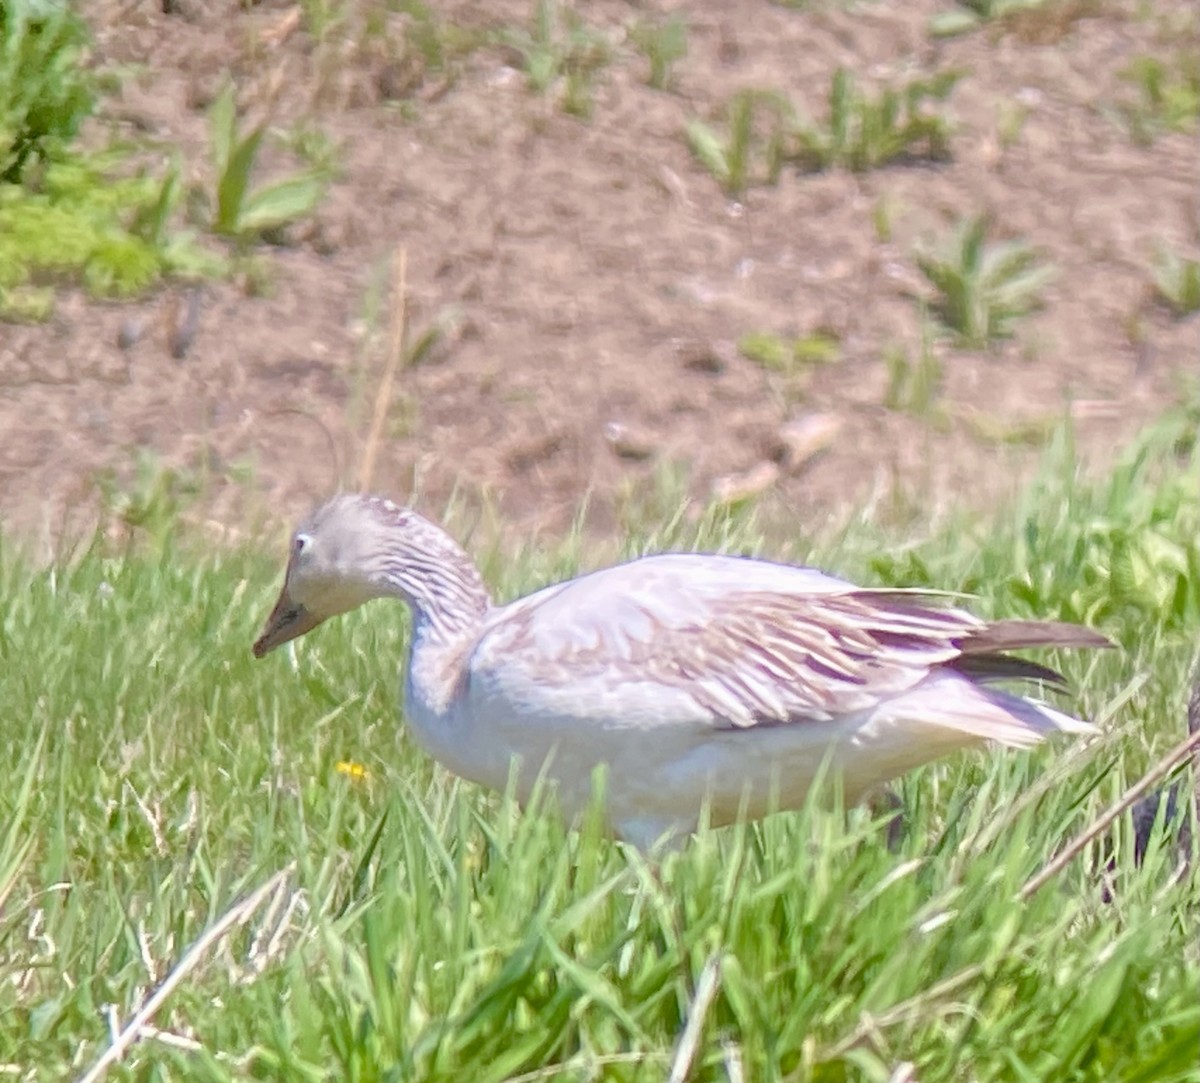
[1,0,1196,552]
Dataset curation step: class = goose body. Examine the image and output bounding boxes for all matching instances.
[253,494,1107,849]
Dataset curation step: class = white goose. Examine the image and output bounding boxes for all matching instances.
[253,493,1108,850]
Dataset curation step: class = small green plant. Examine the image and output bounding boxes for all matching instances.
[996,100,1029,150]
[737,328,839,408]
[792,68,959,172]
[304,0,484,109]
[1169,372,1200,456]
[686,90,793,197]
[391,0,486,92]
[0,154,218,321]
[629,14,687,91]
[960,408,1060,447]
[0,1,94,183]
[689,72,958,194]
[1117,54,1200,143]
[1151,245,1200,317]
[0,7,218,322]
[299,0,347,43]
[0,282,51,322]
[97,450,203,545]
[561,66,596,118]
[930,0,1044,36]
[207,82,331,243]
[872,192,906,243]
[500,0,611,118]
[916,215,1055,348]
[883,317,944,418]
[931,0,1102,40]
[282,121,343,178]
[738,329,840,375]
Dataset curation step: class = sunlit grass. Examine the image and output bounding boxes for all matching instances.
[1,414,1199,1080]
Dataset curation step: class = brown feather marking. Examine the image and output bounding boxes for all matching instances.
[958,619,1113,654]
[482,584,1108,731]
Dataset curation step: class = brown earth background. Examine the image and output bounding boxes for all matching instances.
[1,0,1197,553]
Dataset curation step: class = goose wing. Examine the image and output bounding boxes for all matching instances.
[466,554,1097,729]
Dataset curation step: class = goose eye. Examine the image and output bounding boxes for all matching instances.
[294,534,312,555]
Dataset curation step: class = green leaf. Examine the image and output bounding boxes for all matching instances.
[131,160,180,246]
[215,124,266,235]
[928,10,982,37]
[685,120,729,186]
[0,730,44,912]
[830,68,851,150]
[794,331,840,364]
[238,173,327,235]
[1117,1018,1200,1083]
[208,81,237,179]
[738,331,792,370]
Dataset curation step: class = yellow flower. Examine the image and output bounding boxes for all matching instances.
[335,760,370,781]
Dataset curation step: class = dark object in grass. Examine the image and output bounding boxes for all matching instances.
[1108,668,1200,893]
[169,288,203,361]
[1131,779,1193,863]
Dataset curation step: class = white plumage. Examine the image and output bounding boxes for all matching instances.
[253,493,1107,849]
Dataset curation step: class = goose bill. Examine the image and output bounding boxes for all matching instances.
[253,588,322,657]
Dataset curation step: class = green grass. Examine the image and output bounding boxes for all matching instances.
[499,0,612,119]
[1151,244,1200,317]
[629,14,688,92]
[916,214,1056,348]
[791,68,959,173]
[1117,53,1200,144]
[687,70,958,196]
[686,89,793,197]
[883,313,944,418]
[2,417,1200,1080]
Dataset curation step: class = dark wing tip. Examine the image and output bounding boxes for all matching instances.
[952,654,1070,689]
[960,619,1114,655]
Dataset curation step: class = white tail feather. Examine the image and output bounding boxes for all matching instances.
[884,674,1098,751]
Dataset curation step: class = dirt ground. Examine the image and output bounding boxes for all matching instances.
[1,0,1196,553]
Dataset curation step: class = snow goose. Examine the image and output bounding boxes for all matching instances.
[252,493,1108,850]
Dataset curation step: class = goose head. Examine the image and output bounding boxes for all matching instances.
[252,494,401,657]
